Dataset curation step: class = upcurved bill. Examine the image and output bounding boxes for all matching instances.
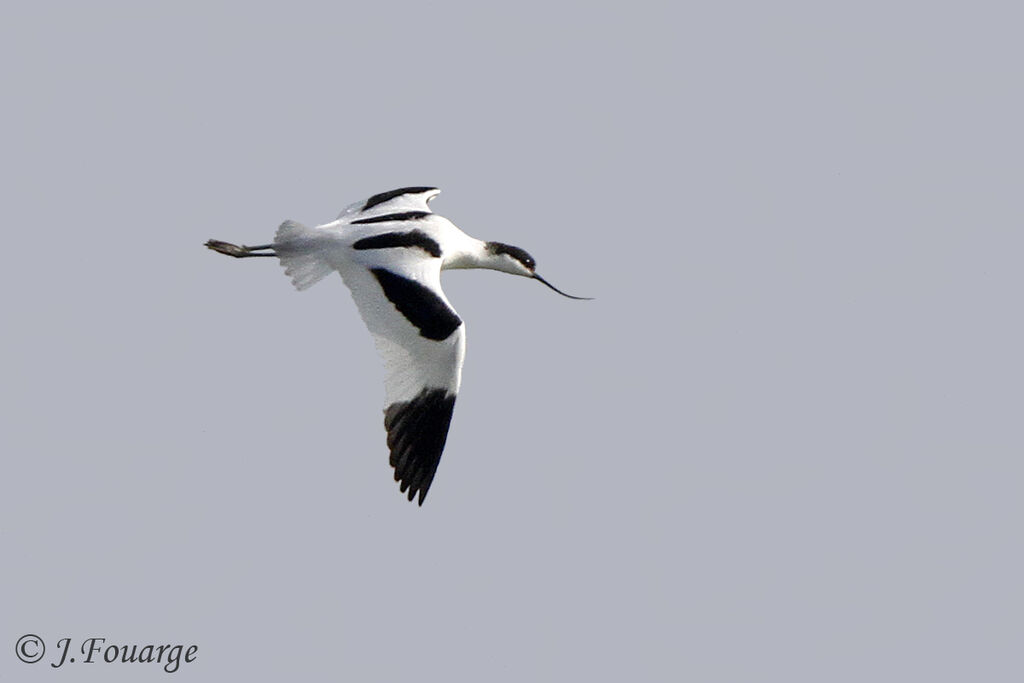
[533,273,593,300]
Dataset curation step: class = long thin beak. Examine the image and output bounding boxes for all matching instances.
[533,273,593,300]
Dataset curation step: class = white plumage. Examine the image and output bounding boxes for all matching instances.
[207,187,589,504]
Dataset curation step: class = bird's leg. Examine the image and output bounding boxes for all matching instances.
[205,240,277,258]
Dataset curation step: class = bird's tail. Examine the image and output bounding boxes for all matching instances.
[274,220,335,291]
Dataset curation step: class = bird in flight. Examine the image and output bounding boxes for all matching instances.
[206,187,590,505]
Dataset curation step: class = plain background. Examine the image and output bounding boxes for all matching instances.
[2,2,1021,681]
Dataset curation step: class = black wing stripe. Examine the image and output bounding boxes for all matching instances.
[353,230,442,258]
[362,187,438,212]
[370,268,462,341]
[351,211,433,225]
[384,388,457,505]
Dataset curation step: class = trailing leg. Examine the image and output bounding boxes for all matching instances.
[205,240,276,258]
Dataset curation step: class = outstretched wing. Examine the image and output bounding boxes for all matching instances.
[337,186,441,221]
[337,247,465,505]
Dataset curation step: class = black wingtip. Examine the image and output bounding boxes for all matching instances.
[383,389,456,506]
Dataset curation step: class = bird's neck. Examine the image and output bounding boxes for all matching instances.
[442,236,495,271]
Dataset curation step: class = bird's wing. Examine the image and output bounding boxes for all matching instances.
[337,251,465,505]
[337,186,441,220]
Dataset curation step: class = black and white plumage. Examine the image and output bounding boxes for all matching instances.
[206,187,589,505]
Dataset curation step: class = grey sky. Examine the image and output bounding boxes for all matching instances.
[2,2,1022,681]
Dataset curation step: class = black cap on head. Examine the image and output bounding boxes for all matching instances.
[486,241,536,270]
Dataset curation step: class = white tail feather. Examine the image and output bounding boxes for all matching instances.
[273,220,334,291]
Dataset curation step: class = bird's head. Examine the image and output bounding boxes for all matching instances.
[485,241,592,300]
[486,242,537,276]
